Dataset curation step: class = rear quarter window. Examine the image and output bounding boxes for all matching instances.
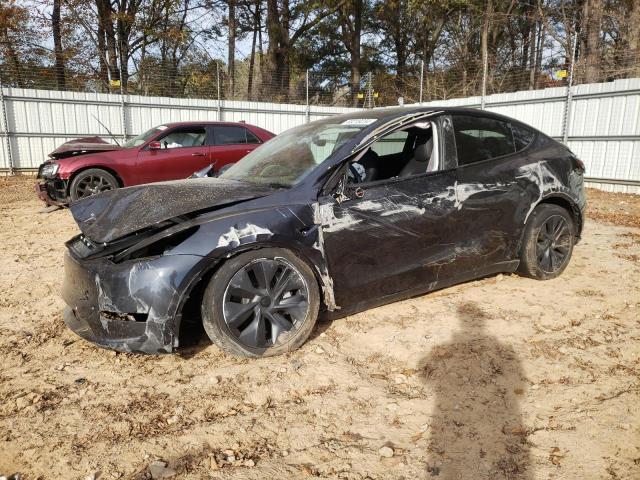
[214,126,261,145]
[452,115,515,165]
[511,124,536,151]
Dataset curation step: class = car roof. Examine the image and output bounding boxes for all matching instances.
[161,121,258,127]
[329,105,525,125]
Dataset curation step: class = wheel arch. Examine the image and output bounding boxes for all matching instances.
[67,165,125,195]
[173,241,327,349]
[526,193,583,237]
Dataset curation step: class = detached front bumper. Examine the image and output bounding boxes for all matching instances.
[62,248,212,354]
[35,178,68,206]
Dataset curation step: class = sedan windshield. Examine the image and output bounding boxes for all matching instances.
[219,119,373,187]
[123,125,168,148]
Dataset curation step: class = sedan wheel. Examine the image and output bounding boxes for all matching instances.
[69,168,119,201]
[202,248,320,357]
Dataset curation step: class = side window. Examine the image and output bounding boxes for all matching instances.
[371,131,409,156]
[452,115,515,165]
[158,127,206,148]
[309,127,361,163]
[512,123,535,151]
[348,123,438,184]
[214,126,260,145]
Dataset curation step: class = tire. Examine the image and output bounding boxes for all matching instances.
[69,168,119,201]
[201,248,320,357]
[518,203,575,280]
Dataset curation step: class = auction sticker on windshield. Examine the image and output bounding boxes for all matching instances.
[341,119,377,126]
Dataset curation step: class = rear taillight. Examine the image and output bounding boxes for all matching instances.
[574,157,585,173]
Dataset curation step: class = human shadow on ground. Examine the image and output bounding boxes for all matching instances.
[418,301,532,479]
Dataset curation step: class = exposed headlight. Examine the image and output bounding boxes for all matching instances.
[112,226,200,263]
[40,163,60,178]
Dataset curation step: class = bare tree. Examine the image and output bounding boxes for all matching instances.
[227,0,236,97]
[264,0,344,99]
[337,0,362,106]
[96,0,120,85]
[580,0,604,82]
[52,0,66,89]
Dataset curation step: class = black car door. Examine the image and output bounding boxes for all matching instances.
[318,118,459,309]
[448,113,537,273]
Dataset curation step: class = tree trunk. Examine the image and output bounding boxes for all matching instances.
[265,0,289,100]
[627,0,640,76]
[97,16,109,91]
[52,0,66,90]
[116,12,128,91]
[96,0,119,85]
[265,0,339,100]
[481,0,492,97]
[348,0,362,107]
[534,23,544,89]
[528,17,536,89]
[258,11,264,74]
[227,0,236,98]
[580,0,603,83]
[391,1,407,95]
[247,0,260,100]
[119,38,129,91]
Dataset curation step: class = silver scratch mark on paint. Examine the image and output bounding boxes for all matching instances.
[217,224,273,248]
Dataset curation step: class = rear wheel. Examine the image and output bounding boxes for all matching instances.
[518,203,575,280]
[69,168,118,201]
[201,248,320,357]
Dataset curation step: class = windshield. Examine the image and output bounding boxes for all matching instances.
[219,119,373,187]
[123,125,168,148]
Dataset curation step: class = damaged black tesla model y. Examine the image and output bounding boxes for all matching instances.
[62,107,586,356]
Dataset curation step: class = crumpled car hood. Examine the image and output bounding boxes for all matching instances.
[69,178,274,243]
[49,136,121,159]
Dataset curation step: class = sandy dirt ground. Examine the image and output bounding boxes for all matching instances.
[0,176,639,480]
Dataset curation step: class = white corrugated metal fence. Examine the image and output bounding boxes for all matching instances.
[0,89,358,173]
[418,78,640,193]
[1,79,639,193]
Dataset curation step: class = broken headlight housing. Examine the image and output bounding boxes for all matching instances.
[112,226,200,263]
[39,162,60,178]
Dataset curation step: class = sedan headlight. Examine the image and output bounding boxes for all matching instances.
[40,163,60,178]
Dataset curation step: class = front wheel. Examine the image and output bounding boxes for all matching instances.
[69,168,119,201]
[201,248,320,357]
[518,203,575,280]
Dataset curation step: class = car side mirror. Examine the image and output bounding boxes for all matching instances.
[148,141,162,150]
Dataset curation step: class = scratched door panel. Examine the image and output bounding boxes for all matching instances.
[453,153,534,271]
[320,170,457,306]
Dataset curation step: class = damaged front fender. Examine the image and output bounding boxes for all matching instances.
[62,251,217,353]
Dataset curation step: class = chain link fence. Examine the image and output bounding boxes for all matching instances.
[2,47,640,108]
[1,48,640,192]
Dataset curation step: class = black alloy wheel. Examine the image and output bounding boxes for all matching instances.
[201,248,320,357]
[536,215,571,273]
[69,168,118,201]
[518,203,575,280]
[223,258,309,348]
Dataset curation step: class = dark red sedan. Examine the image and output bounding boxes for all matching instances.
[36,121,274,205]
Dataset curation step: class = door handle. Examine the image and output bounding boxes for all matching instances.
[191,152,206,157]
